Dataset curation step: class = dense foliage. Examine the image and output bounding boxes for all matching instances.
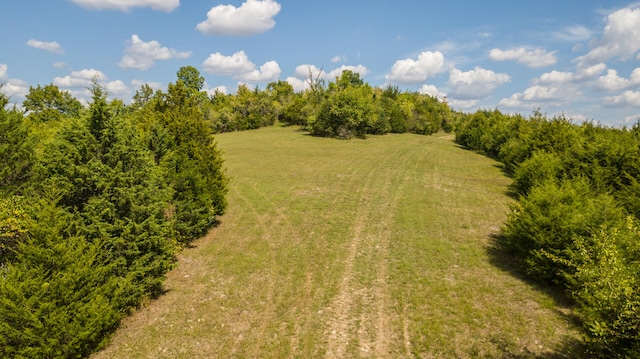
[0,68,227,358]
[455,109,640,357]
[283,70,452,138]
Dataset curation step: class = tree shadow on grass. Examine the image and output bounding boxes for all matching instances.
[486,234,588,359]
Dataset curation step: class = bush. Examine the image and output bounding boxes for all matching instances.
[311,85,375,139]
[0,196,134,359]
[500,177,625,284]
[510,150,564,197]
[563,219,640,358]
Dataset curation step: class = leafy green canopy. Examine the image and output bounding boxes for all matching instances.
[455,109,640,357]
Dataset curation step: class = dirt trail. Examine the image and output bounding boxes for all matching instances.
[322,148,414,358]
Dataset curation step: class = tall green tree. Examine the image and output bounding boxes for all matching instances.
[0,90,36,194]
[23,83,82,122]
[154,79,228,241]
[176,65,205,93]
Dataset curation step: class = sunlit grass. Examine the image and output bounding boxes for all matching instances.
[94,126,581,358]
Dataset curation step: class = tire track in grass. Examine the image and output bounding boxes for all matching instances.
[323,142,413,358]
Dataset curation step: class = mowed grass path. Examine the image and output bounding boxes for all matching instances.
[94,126,580,358]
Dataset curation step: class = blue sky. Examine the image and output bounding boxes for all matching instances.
[1,0,639,125]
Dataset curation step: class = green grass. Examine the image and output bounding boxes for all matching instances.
[93,126,581,358]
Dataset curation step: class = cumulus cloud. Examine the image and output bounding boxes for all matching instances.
[202,51,280,82]
[238,61,281,82]
[104,80,130,99]
[118,35,191,70]
[203,51,256,74]
[488,47,557,67]
[203,83,228,97]
[285,76,309,92]
[603,90,640,107]
[575,6,640,66]
[534,63,606,86]
[596,68,640,91]
[447,67,510,99]
[26,39,64,54]
[499,84,578,108]
[0,64,30,102]
[418,84,445,98]
[52,68,138,103]
[197,0,281,36]
[70,0,179,12]
[536,70,575,85]
[500,62,609,109]
[53,68,107,88]
[385,51,446,84]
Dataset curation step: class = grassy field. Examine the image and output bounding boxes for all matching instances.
[93,126,581,358]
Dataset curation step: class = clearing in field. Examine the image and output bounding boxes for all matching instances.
[94,126,581,358]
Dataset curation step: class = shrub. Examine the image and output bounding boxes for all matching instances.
[500,177,625,284]
[563,219,640,358]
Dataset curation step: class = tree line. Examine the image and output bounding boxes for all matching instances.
[455,109,640,358]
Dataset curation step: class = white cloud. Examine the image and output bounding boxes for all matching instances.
[597,68,640,91]
[552,25,593,42]
[292,65,320,79]
[576,62,607,80]
[2,79,30,102]
[196,0,281,36]
[105,80,130,99]
[53,68,107,88]
[418,84,445,98]
[203,83,228,97]
[54,70,147,103]
[575,6,640,66]
[203,51,256,74]
[0,64,7,81]
[534,63,606,86]
[203,51,280,82]
[285,76,309,92]
[0,64,30,103]
[448,98,478,109]
[70,0,179,12]
[237,60,281,82]
[604,90,640,107]
[118,35,191,70]
[26,39,64,54]
[131,79,163,92]
[385,51,446,84]
[499,84,578,108]
[447,66,510,99]
[537,70,575,85]
[331,54,347,63]
[488,47,557,67]
[625,114,640,123]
